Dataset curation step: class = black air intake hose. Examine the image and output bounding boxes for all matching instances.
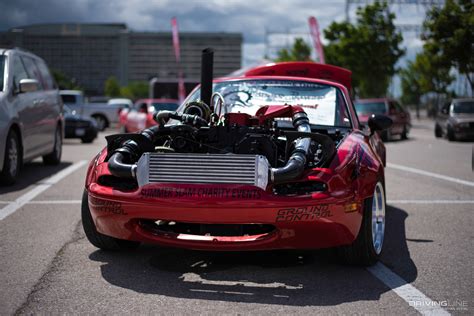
[154,110,208,128]
[271,111,312,183]
[108,125,197,179]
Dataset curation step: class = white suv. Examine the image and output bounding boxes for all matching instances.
[0,48,64,185]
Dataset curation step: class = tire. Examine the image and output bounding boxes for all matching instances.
[43,126,62,165]
[0,130,21,185]
[337,181,386,266]
[401,125,408,140]
[447,126,456,141]
[81,190,140,251]
[93,115,108,131]
[81,137,95,144]
[381,129,390,142]
[434,124,443,138]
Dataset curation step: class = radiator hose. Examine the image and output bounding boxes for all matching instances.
[271,111,312,184]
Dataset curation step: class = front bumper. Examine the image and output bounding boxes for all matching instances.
[454,126,474,140]
[87,181,363,251]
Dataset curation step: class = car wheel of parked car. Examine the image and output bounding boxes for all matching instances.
[381,130,391,142]
[92,115,108,131]
[337,181,385,266]
[43,127,62,165]
[81,137,95,144]
[401,125,409,140]
[0,130,21,185]
[81,190,140,250]
[435,124,443,138]
[447,126,456,141]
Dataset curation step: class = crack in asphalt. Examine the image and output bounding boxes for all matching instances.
[14,220,85,315]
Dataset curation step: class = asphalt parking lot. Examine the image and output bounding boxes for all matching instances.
[0,120,472,315]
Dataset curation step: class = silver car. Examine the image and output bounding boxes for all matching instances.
[0,48,63,185]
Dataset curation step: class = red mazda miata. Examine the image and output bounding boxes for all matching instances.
[82,53,392,265]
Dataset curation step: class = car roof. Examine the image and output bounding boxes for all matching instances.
[355,98,393,103]
[60,90,83,95]
[453,98,474,103]
[136,98,179,103]
[0,47,43,60]
[108,98,133,104]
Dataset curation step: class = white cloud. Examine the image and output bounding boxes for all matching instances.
[1,0,427,67]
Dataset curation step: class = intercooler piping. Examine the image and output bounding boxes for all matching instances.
[107,125,197,179]
[270,111,312,184]
[108,111,313,185]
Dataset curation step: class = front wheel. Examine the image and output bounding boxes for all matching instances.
[43,126,62,165]
[337,181,386,266]
[81,190,140,250]
[0,130,21,185]
[93,115,108,131]
[81,136,95,144]
[381,129,391,142]
[401,125,409,140]
[447,126,456,141]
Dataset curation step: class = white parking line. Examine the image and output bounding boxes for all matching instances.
[27,200,82,204]
[0,160,87,221]
[387,163,474,187]
[367,263,450,315]
[388,200,474,204]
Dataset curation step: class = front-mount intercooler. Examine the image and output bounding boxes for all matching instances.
[135,153,270,189]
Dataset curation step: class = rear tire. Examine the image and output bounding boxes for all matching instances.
[43,126,62,165]
[337,181,385,266]
[401,125,408,140]
[81,190,140,251]
[434,124,443,138]
[0,130,21,185]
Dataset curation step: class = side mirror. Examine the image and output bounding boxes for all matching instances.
[19,79,39,93]
[368,114,393,135]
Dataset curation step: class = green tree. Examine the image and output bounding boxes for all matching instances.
[51,69,81,90]
[423,0,473,94]
[400,49,453,117]
[400,60,423,107]
[119,81,148,99]
[104,76,121,97]
[324,2,404,97]
[276,38,312,62]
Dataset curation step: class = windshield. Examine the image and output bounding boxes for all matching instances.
[0,56,5,92]
[61,94,77,104]
[152,102,179,112]
[183,79,351,127]
[354,101,387,115]
[452,101,474,114]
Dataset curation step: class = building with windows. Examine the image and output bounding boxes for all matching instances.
[0,23,242,95]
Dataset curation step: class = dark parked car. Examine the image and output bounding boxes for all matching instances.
[64,106,98,143]
[435,98,474,141]
[355,98,411,141]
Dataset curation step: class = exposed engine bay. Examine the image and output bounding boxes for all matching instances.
[103,49,347,193]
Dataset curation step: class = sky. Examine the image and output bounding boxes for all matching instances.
[0,0,432,95]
